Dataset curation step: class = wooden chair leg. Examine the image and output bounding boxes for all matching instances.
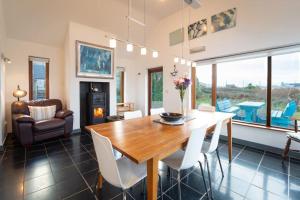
[282,137,292,160]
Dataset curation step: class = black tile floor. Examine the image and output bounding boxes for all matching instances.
[0,132,299,200]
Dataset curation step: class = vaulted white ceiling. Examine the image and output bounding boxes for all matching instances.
[2,0,183,47]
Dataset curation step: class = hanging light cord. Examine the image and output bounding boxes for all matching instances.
[188,6,191,55]
[127,0,131,42]
[181,0,184,59]
[143,0,146,46]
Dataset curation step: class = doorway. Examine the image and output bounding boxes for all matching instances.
[148,67,163,115]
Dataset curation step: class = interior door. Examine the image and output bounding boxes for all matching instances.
[148,67,163,115]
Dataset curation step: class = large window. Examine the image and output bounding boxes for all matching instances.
[192,51,300,130]
[217,58,267,125]
[195,65,212,107]
[272,53,300,129]
[29,57,49,100]
[116,67,125,104]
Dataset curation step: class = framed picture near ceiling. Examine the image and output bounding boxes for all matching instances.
[76,40,114,79]
[188,19,208,40]
[211,8,237,33]
[169,28,184,46]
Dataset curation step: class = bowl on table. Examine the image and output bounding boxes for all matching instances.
[159,112,183,122]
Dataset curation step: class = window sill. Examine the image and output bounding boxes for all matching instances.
[232,121,292,133]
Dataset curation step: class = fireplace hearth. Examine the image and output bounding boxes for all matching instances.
[80,82,110,127]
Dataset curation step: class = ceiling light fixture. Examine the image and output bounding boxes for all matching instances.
[141,47,147,55]
[180,58,186,65]
[174,57,179,63]
[186,60,191,66]
[109,38,117,48]
[126,43,133,52]
[152,51,158,58]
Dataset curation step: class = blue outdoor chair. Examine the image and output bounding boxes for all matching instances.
[272,100,297,127]
[257,100,297,127]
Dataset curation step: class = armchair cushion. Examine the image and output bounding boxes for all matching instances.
[55,110,73,119]
[34,118,65,133]
[14,114,35,124]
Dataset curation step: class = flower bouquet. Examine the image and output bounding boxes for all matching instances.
[173,75,191,115]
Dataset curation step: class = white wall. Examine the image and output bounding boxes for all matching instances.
[0,0,7,147]
[5,38,65,132]
[64,22,143,130]
[137,0,300,149]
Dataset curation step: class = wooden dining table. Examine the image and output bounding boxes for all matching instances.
[86,110,235,200]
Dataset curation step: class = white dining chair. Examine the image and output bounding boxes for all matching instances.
[201,119,225,179]
[161,125,211,200]
[91,129,147,200]
[150,107,165,115]
[124,110,142,120]
[198,104,216,112]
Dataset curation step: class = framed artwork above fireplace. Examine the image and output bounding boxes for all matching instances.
[76,40,114,79]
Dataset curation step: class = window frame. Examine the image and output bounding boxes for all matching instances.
[28,56,50,100]
[192,54,298,131]
[116,68,125,104]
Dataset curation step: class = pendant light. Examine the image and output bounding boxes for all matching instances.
[180,0,185,65]
[141,0,147,55]
[109,38,117,48]
[127,43,133,52]
[127,0,133,53]
[187,7,197,67]
[141,47,147,55]
[152,51,158,58]
[181,58,186,65]
[186,60,191,66]
[174,57,179,63]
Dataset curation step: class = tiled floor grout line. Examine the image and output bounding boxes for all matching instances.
[62,188,91,200]
[232,145,247,162]
[59,139,98,200]
[164,192,174,200]
[242,151,266,200]
[181,181,205,195]
[80,143,97,161]
[109,192,122,200]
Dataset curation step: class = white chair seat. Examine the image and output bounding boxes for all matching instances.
[162,150,185,171]
[287,131,300,140]
[117,157,147,189]
[162,149,205,171]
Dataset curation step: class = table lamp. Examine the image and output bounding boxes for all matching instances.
[13,85,27,101]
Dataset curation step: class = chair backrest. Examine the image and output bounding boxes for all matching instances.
[11,99,63,115]
[282,100,297,117]
[91,129,122,188]
[180,125,207,170]
[124,110,142,120]
[150,107,165,115]
[198,104,216,112]
[206,120,224,153]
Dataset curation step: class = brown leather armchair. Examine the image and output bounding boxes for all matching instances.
[11,99,73,146]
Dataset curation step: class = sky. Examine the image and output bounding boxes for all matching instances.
[196,52,300,87]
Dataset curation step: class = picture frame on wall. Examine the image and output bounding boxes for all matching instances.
[211,8,237,33]
[76,40,114,79]
[188,19,208,40]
